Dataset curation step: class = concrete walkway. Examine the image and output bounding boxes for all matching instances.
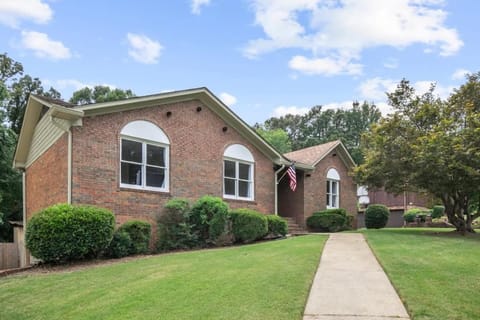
[303,233,410,320]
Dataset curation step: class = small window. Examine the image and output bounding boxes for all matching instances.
[223,144,254,200]
[120,121,169,192]
[326,168,340,208]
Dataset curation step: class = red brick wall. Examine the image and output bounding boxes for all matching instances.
[25,133,68,220]
[71,100,275,230]
[303,149,358,227]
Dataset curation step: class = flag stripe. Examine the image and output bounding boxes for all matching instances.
[287,165,296,191]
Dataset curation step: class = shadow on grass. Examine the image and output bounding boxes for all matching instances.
[361,227,480,243]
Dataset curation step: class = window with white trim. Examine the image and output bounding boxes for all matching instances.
[223,144,254,200]
[326,168,340,208]
[120,120,169,192]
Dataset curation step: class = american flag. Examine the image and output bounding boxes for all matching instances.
[287,164,296,191]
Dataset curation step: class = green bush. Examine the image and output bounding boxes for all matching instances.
[404,208,430,222]
[118,220,151,254]
[306,209,347,232]
[189,196,229,245]
[403,208,419,222]
[431,205,445,219]
[25,204,115,263]
[157,198,198,251]
[230,209,268,243]
[266,215,288,237]
[365,204,389,229]
[105,230,132,258]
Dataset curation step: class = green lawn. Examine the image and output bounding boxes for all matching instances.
[0,235,326,320]
[363,228,480,320]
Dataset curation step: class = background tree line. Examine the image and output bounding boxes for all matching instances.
[255,101,382,164]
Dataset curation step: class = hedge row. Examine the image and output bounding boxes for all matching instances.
[26,197,289,264]
[157,196,288,250]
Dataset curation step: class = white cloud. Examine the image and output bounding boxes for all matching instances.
[20,31,71,60]
[0,0,52,28]
[451,68,471,80]
[383,58,398,69]
[272,105,309,117]
[245,0,463,76]
[358,77,455,115]
[191,0,211,14]
[414,81,453,99]
[126,33,162,64]
[219,92,237,106]
[289,55,362,76]
[358,77,398,101]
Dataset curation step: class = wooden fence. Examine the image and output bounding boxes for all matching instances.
[0,243,19,270]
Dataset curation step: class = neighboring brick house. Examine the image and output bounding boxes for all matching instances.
[14,87,358,264]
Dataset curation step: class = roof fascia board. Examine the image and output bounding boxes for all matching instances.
[13,98,44,169]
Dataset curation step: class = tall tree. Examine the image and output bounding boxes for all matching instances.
[69,85,135,105]
[355,77,480,233]
[255,127,292,154]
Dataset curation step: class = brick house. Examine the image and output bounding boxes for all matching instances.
[14,87,358,263]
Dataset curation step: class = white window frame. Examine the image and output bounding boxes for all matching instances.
[326,168,340,209]
[223,157,254,201]
[120,136,169,192]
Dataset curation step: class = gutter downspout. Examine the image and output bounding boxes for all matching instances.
[274,165,285,216]
[22,170,29,266]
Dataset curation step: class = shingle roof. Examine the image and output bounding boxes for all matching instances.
[284,140,341,166]
[30,94,75,108]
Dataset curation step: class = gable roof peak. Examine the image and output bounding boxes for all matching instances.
[284,140,355,168]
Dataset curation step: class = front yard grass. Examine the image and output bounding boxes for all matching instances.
[363,228,480,320]
[0,235,326,320]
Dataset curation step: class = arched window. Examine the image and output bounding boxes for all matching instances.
[223,144,254,200]
[120,120,169,191]
[326,168,340,208]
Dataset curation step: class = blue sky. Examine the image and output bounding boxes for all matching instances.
[0,0,478,124]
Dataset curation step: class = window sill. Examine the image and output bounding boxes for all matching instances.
[223,197,257,204]
[119,186,171,196]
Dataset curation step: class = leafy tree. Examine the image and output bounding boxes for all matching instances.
[355,76,480,233]
[255,127,292,153]
[69,85,135,105]
[0,120,22,241]
[260,101,381,163]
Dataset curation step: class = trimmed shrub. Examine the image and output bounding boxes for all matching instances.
[26,204,115,263]
[105,230,132,258]
[266,215,288,237]
[431,205,445,219]
[365,204,389,229]
[189,196,229,245]
[118,220,151,254]
[306,210,347,232]
[157,198,198,251]
[403,208,420,223]
[230,208,268,243]
[403,208,430,222]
